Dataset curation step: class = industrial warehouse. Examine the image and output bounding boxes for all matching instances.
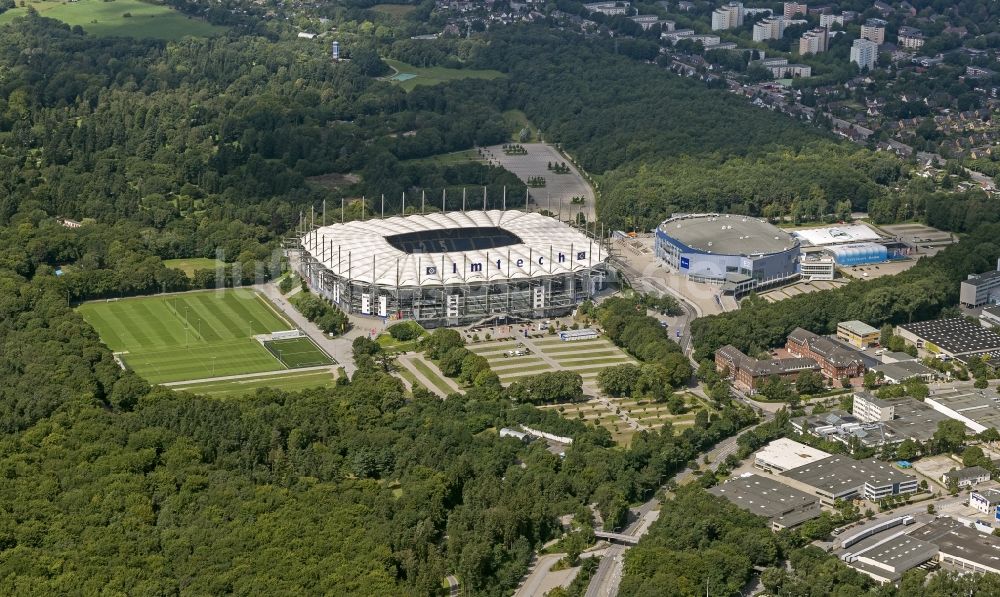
[297,210,607,327]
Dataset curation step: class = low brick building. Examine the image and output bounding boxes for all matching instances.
[716,345,819,394]
[786,328,866,380]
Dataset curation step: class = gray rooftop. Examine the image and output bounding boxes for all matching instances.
[909,518,1000,573]
[660,214,797,256]
[873,361,936,382]
[782,455,915,497]
[943,466,990,481]
[851,532,938,578]
[882,398,950,442]
[973,488,1000,504]
[927,388,1000,431]
[963,270,1000,287]
[708,474,819,527]
[898,318,1000,356]
[839,320,879,336]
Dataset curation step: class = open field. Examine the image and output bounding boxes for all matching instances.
[163,258,223,277]
[170,370,336,398]
[264,337,332,368]
[78,289,297,384]
[370,3,417,17]
[403,356,456,396]
[0,0,226,39]
[384,59,505,92]
[403,149,483,167]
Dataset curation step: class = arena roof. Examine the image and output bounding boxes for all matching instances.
[659,214,797,256]
[791,224,882,246]
[301,210,603,287]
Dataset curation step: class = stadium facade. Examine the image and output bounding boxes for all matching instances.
[655,213,800,295]
[298,210,607,327]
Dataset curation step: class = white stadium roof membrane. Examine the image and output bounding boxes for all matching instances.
[791,224,882,246]
[301,210,602,287]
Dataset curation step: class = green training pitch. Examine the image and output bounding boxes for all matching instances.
[78,289,294,384]
[163,258,223,277]
[170,370,337,399]
[264,337,333,368]
[0,0,226,39]
[383,59,505,92]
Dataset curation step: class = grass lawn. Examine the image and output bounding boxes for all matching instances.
[403,149,483,167]
[0,0,226,39]
[170,370,336,399]
[264,337,332,368]
[163,258,223,277]
[370,3,416,17]
[376,333,425,354]
[553,354,633,364]
[408,358,456,396]
[78,289,293,384]
[384,59,505,92]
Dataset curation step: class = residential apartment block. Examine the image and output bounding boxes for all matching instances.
[711,2,744,30]
[851,38,879,71]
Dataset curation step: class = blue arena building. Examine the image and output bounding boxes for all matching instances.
[655,214,800,295]
[826,242,888,266]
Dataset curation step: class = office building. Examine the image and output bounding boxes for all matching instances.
[898,27,925,51]
[783,1,807,18]
[980,305,1000,328]
[837,320,879,349]
[961,263,1000,308]
[709,473,821,530]
[711,2,744,30]
[786,328,867,379]
[798,27,829,54]
[781,455,918,505]
[800,256,835,280]
[753,17,786,41]
[896,318,1000,359]
[970,488,1000,515]
[853,391,894,423]
[753,438,830,473]
[860,18,886,44]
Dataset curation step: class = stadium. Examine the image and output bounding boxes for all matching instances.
[654,213,800,295]
[298,210,607,327]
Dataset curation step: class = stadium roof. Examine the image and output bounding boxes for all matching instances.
[658,214,797,256]
[791,224,882,246]
[302,210,602,287]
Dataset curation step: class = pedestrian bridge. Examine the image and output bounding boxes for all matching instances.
[594,531,639,545]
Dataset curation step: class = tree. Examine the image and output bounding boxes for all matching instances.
[932,420,967,454]
[597,364,641,397]
[962,446,987,468]
[794,370,824,396]
[896,438,920,461]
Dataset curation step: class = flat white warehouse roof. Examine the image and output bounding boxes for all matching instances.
[755,438,831,472]
[792,224,882,246]
[301,210,603,287]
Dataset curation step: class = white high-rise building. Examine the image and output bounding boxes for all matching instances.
[711,2,744,30]
[752,17,786,41]
[850,38,878,71]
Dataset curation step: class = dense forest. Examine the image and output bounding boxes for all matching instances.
[452,27,908,231]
